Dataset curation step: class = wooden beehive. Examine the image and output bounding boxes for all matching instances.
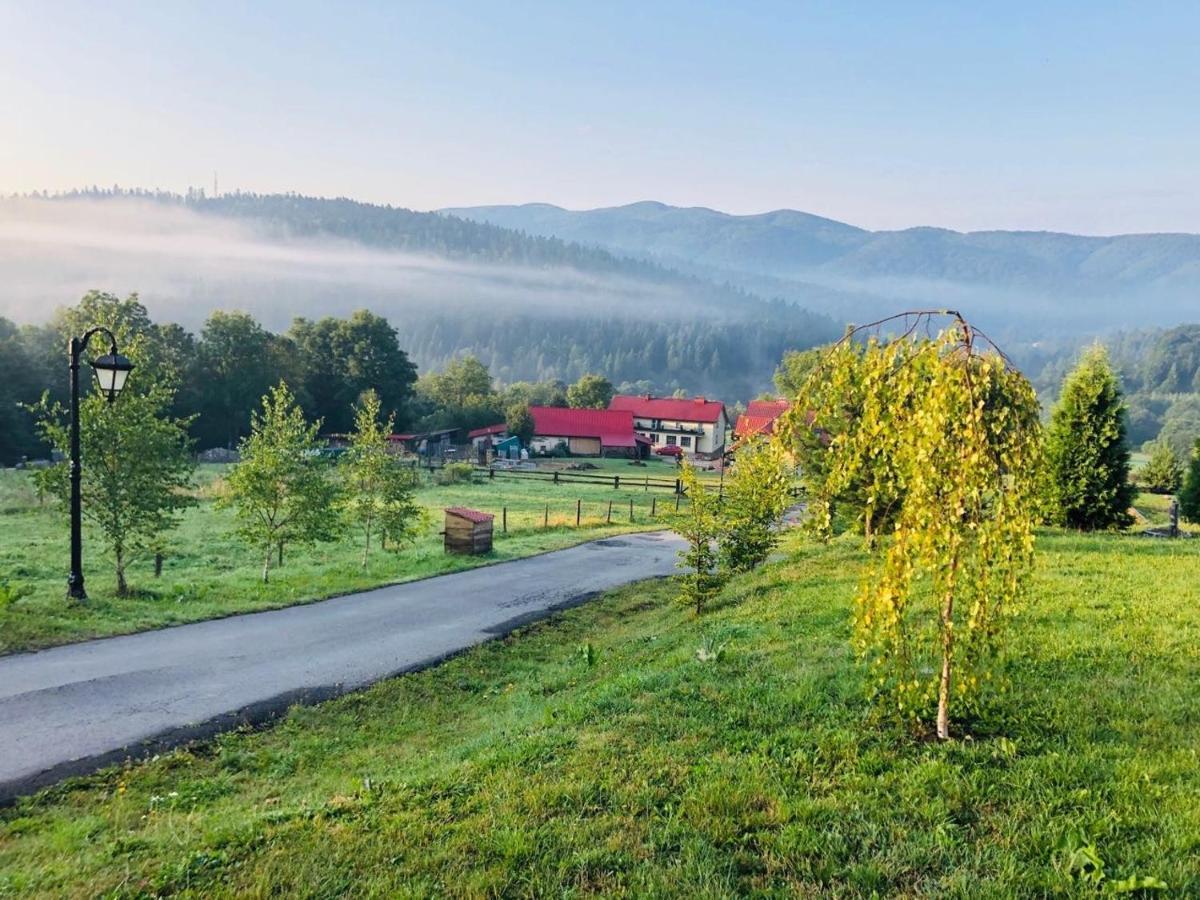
[444,507,494,555]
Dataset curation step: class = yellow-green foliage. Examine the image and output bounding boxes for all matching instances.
[719,436,792,573]
[676,460,723,614]
[803,321,1043,739]
[339,390,425,566]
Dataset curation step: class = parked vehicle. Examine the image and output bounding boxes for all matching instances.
[654,444,684,457]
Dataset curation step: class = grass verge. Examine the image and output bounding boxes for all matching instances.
[2,529,1198,895]
[0,464,684,655]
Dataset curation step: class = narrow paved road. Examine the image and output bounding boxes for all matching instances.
[0,531,685,801]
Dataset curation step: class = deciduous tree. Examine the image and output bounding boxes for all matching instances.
[505,402,535,447]
[31,337,195,597]
[222,383,340,582]
[802,314,1043,740]
[718,436,792,573]
[566,373,614,410]
[340,390,424,566]
[675,461,724,615]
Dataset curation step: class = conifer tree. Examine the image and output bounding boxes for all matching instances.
[1179,438,1200,522]
[1045,345,1136,530]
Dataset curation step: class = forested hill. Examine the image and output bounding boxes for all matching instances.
[0,190,840,400]
[444,201,1200,334]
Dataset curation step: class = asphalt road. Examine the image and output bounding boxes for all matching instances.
[0,530,685,801]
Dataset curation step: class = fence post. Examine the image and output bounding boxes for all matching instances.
[154,552,163,577]
[629,497,634,522]
[489,467,495,480]
[503,506,507,534]
[651,496,657,516]
[576,498,581,527]
[607,500,612,523]
[554,471,560,485]
[675,478,681,495]
[675,493,681,512]
[645,475,649,491]
[544,504,549,528]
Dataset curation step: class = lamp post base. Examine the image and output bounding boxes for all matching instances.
[67,575,87,602]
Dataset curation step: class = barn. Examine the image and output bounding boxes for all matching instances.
[528,406,645,457]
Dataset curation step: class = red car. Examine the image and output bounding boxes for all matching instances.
[654,444,684,457]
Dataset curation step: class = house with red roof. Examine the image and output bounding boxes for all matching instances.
[528,406,646,457]
[608,395,731,458]
[734,399,790,443]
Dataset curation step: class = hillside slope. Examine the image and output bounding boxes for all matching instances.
[2,530,1197,895]
[446,202,1200,332]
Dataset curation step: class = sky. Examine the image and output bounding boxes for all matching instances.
[2,1,1198,234]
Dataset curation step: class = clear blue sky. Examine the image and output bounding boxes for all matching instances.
[2,1,1197,233]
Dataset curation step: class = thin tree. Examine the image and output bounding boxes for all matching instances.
[718,436,793,573]
[340,389,424,566]
[222,382,340,583]
[32,369,195,597]
[800,312,1043,740]
[675,461,724,614]
[1045,345,1136,530]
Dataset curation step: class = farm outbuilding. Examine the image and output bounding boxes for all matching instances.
[528,406,645,458]
[444,507,494,555]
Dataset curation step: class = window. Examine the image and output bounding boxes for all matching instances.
[680,436,692,447]
[666,435,677,446]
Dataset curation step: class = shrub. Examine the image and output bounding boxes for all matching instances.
[1137,441,1184,494]
[434,462,476,485]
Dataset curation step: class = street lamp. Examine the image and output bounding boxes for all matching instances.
[67,328,133,601]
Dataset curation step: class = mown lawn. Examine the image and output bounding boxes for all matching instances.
[2,529,1198,896]
[0,463,684,655]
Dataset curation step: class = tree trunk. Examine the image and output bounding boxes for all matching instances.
[937,552,961,741]
[363,523,371,568]
[115,547,128,597]
[278,541,284,568]
[262,545,272,584]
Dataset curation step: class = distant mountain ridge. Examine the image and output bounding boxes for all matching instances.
[442,201,1200,333]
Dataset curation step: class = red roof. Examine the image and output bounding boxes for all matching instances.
[735,399,790,439]
[529,406,637,448]
[609,394,725,424]
[445,507,494,524]
[468,423,508,439]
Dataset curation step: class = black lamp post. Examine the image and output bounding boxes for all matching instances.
[67,328,133,601]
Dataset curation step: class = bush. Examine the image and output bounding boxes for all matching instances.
[1136,441,1184,494]
[434,462,476,485]
[1180,438,1200,522]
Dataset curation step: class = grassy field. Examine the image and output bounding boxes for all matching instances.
[2,528,1198,896]
[0,464,686,655]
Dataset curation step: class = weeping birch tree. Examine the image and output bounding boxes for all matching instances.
[793,312,1043,740]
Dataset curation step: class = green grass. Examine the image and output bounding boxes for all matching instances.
[0,465,684,655]
[2,529,1198,896]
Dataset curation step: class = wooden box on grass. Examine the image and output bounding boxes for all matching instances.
[444,507,494,555]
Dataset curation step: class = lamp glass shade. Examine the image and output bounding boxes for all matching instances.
[90,353,134,401]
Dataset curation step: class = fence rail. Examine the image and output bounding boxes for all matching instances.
[475,465,727,494]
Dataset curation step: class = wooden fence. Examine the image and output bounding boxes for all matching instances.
[483,492,692,535]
